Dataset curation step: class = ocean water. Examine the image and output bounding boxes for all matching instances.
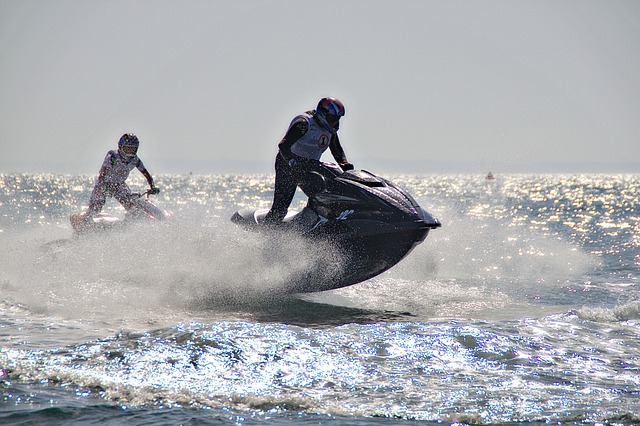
[0,172,639,425]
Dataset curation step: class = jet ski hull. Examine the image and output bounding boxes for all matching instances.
[309,224,432,292]
[70,198,172,234]
[231,204,439,293]
[232,165,440,293]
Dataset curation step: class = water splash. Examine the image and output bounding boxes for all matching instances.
[1,219,345,323]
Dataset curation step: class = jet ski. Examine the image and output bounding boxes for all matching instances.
[70,189,172,235]
[231,162,441,293]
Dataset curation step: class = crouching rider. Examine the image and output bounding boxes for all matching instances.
[264,97,354,225]
[78,133,159,226]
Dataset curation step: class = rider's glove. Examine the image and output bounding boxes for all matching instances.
[340,162,354,171]
[149,186,160,195]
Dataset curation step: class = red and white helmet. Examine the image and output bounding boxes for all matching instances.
[316,97,345,132]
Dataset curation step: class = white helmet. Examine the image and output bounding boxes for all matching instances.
[118,133,139,161]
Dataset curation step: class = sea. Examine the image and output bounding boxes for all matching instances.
[0,172,638,425]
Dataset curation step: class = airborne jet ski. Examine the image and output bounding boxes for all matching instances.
[70,189,172,235]
[231,162,441,293]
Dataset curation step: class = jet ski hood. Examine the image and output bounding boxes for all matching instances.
[311,169,441,229]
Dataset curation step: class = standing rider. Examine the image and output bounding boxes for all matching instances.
[264,97,354,225]
[80,133,159,224]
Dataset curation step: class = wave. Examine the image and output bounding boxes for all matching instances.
[576,300,640,323]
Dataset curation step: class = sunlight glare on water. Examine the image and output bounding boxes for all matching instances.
[1,172,639,424]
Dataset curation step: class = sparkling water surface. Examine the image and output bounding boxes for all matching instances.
[1,173,639,425]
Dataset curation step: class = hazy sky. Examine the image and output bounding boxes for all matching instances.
[1,0,639,174]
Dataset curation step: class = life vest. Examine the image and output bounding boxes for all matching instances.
[101,150,146,184]
[289,112,333,161]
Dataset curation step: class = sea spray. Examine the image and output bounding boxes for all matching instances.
[1,217,346,321]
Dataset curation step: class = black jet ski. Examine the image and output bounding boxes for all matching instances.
[70,189,172,235]
[231,162,441,293]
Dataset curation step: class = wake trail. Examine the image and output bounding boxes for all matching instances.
[0,218,345,323]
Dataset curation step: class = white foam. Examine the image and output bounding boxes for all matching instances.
[0,217,344,323]
[576,301,640,323]
[310,198,600,320]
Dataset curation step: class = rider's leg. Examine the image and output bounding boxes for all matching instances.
[264,153,298,224]
[113,183,135,210]
[84,183,107,220]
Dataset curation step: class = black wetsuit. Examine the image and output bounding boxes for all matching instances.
[264,111,349,224]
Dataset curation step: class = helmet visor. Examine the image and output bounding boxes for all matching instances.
[326,113,341,125]
[121,145,138,155]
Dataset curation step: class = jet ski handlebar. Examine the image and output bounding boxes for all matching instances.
[131,187,160,199]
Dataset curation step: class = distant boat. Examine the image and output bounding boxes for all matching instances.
[486,171,495,180]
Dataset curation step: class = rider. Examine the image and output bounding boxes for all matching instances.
[81,133,159,223]
[264,97,354,225]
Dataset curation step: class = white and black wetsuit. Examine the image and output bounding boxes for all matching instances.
[264,110,350,224]
[86,150,154,216]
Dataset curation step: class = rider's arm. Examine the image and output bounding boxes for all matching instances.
[329,134,354,171]
[278,116,309,162]
[329,133,348,164]
[141,169,154,188]
[136,159,155,188]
